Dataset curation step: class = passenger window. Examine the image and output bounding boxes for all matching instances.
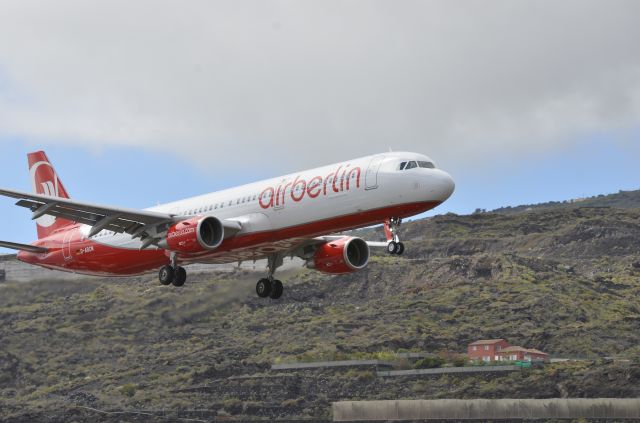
[399,162,407,170]
[405,161,418,169]
[418,161,435,169]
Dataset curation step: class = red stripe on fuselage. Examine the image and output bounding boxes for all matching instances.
[17,200,441,276]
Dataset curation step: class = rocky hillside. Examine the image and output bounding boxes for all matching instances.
[490,188,640,214]
[0,205,639,422]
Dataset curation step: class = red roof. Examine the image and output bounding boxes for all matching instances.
[498,346,548,356]
[469,339,506,346]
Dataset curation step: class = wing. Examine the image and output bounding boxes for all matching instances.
[0,188,242,244]
[0,240,48,253]
[0,187,174,237]
[188,235,386,265]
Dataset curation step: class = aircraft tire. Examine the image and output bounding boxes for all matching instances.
[256,278,272,298]
[159,265,174,285]
[396,242,405,255]
[172,266,187,287]
[387,241,398,255]
[270,280,283,299]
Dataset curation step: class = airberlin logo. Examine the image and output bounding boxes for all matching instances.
[259,164,361,209]
[40,181,59,197]
[30,161,61,228]
[30,161,61,198]
[168,227,196,239]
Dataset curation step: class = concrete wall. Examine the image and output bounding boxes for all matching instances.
[377,365,519,377]
[272,360,394,371]
[333,398,640,421]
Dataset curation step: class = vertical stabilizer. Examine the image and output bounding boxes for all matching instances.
[28,151,74,239]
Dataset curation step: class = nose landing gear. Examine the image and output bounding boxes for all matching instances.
[385,217,405,256]
[255,253,284,299]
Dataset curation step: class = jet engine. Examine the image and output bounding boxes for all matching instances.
[158,216,224,253]
[309,237,370,274]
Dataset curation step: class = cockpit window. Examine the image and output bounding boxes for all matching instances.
[418,161,435,169]
[405,161,418,170]
[399,161,407,170]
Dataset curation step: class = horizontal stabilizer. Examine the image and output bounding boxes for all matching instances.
[0,240,48,253]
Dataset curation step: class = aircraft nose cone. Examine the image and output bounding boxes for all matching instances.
[430,169,455,202]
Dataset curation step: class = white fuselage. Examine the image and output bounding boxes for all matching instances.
[84,152,455,255]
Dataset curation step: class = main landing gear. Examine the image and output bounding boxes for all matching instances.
[159,253,187,287]
[385,217,405,256]
[256,254,284,300]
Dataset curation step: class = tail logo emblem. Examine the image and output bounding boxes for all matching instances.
[40,181,59,197]
[30,161,60,228]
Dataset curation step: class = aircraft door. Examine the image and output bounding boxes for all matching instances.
[365,157,385,190]
[62,230,73,261]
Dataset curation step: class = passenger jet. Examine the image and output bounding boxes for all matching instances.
[0,151,454,299]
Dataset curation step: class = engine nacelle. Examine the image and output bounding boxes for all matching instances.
[158,216,224,253]
[310,237,370,274]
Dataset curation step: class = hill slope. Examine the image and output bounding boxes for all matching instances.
[0,206,639,421]
[490,188,640,214]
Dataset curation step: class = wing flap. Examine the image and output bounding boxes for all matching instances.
[0,240,48,253]
[4,188,174,236]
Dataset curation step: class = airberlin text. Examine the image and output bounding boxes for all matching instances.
[259,165,361,209]
[168,227,196,239]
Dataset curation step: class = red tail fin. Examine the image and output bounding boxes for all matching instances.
[28,151,74,239]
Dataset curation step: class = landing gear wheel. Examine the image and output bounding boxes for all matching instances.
[159,265,174,285]
[396,242,405,256]
[270,280,283,299]
[387,241,399,255]
[172,266,187,287]
[256,278,272,298]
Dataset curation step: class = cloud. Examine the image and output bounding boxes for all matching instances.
[0,0,639,173]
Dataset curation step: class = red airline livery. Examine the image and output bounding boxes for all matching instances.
[0,151,455,299]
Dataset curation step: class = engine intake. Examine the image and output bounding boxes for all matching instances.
[310,237,370,274]
[159,216,224,253]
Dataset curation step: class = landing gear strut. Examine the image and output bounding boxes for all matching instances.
[256,254,284,299]
[159,253,187,287]
[385,217,405,256]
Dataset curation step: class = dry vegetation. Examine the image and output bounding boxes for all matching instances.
[0,200,639,422]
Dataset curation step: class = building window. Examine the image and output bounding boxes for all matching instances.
[484,345,490,351]
[472,346,477,352]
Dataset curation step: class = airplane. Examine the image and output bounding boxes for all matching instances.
[0,150,455,299]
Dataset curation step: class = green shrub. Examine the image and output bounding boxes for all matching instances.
[452,355,468,367]
[119,384,136,398]
[414,357,445,369]
[222,398,243,414]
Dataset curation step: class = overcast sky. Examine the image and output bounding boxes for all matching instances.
[1,1,639,247]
